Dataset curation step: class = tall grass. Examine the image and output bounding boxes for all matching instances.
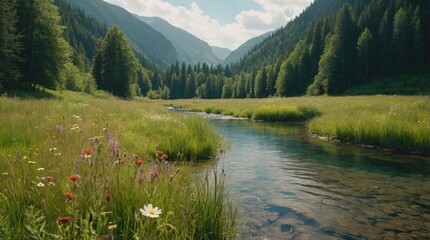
[0,91,236,239]
[164,96,430,155]
[252,105,320,122]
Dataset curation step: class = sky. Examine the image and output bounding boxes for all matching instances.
[104,0,313,50]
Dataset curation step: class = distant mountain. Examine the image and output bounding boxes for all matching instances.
[137,16,222,65]
[224,31,272,65]
[62,0,177,68]
[210,46,231,60]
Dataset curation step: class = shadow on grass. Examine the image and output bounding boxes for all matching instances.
[1,85,58,99]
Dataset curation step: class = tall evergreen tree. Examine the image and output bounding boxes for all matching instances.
[392,7,410,73]
[16,0,68,88]
[254,68,267,98]
[0,0,21,88]
[356,27,374,82]
[98,25,139,98]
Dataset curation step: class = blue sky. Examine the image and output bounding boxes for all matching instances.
[105,0,313,49]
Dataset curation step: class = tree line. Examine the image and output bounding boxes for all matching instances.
[1,0,428,99]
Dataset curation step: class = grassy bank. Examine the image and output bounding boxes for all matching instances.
[165,96,430,155]
[0,91,236,239]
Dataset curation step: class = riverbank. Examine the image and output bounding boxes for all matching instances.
[164,96,430,155]
[0,91,236,239]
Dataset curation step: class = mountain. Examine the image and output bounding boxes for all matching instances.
[137,16,222,65]
[224,31,272,65]
[210,46,231,60]
[234,0,355,73]
[62,0,177,68]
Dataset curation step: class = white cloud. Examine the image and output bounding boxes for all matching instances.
[104,0,312,50]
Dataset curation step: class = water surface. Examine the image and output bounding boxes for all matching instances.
[209,118,430,240]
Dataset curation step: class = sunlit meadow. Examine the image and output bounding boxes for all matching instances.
[165,95,430,155]
[0,91,236,239]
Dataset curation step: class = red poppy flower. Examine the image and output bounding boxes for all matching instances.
[135,158,143,166]
[82,148,93,155]
[155,150,163,156]
[69,174,79,182]
[105,194,113,201]
[161,154,168,160]
[65,192,75,200]
[57,216,72,223]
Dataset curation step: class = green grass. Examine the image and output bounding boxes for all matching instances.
[252,104,320,122]
[343,73,430,95]
[0,91,236,239]
[164,96,430,155]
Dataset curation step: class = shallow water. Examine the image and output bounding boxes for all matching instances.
[209,119,430,240]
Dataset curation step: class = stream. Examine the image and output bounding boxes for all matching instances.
[197,113,430,240]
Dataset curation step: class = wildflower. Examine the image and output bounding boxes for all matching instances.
[42,176,53,182]
[105,194,113,201]
[48,182,56,186]
[135,158,143,166]
[140,204,162,218]
[108,224,117,230]
[72,115,81,121]
[155,150,163,156]
[37,168,44,171]
[161,154,168,160]
[65,192,76,200]
[82,148,93,159]
[28,161,36,164]
[82,148,93,155]
[136,170,144,184]
[37,182,45,187]
[2,172,8,176]
[68,174,80,182]
[57,217,72,223]
[56,125,65,134]
[70,124,80,131]
[151,164,159,180]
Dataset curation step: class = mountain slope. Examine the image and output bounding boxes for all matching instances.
[210,46,231,60]
[234,0,355,72]
[224,31,272,65]
[138,16,221,65]
[63,0,177,68]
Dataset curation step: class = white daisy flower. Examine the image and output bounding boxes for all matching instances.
[139,204,162,218]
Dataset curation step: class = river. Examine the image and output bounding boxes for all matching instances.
[197,114,430,240]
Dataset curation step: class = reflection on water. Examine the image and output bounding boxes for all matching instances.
[210,119,430,240]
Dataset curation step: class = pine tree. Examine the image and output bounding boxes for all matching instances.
[254,68,267,98]
[0,0,21,88]
[16,0,68,88]
[392,8,410,73]
[356,27,374,82]
[98,25,139,98]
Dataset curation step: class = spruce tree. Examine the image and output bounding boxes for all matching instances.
[16,0,68,88]
[0,0,21,88]
[99,25,139,98]
[356,28,374,82]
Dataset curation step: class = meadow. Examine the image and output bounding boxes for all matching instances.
[165,95,430,155]
[0,91,236,239]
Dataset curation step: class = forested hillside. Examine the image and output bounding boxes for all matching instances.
[1,0,428,100]
[152,0,429,99]
[138,16,222,66]
[230,0,356,73]
[62,0,177,68]
[224,31,272,65]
